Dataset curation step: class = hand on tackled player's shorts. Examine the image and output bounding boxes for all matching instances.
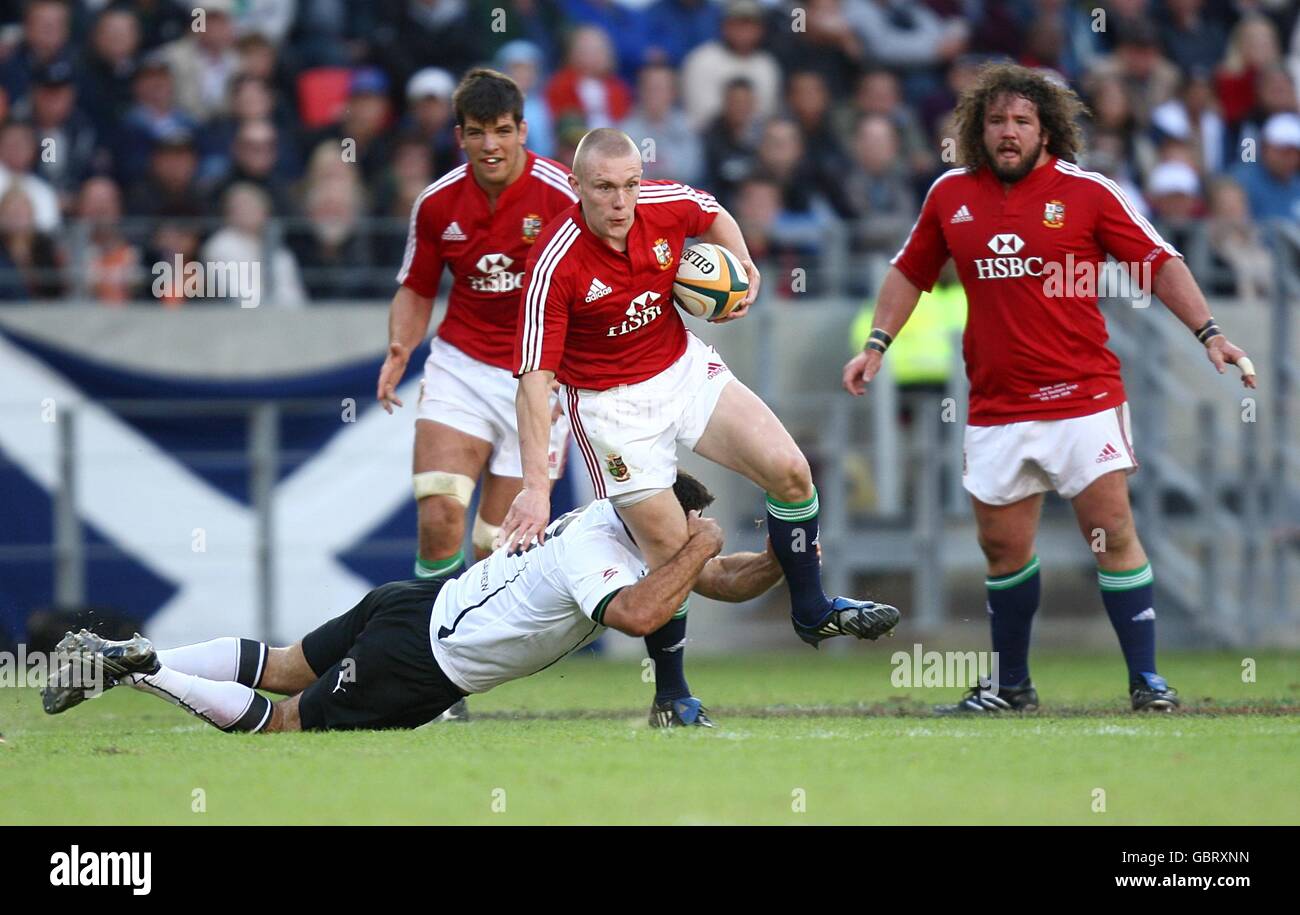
[687,510,725,557]
[1206,336,1258,389]
[712,259,760,323]
[842,348,884,396]
[376,343,409,413]
[501,486,551,554]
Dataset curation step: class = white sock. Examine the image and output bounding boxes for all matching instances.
[156,637,267,687]
[128,665,272,732]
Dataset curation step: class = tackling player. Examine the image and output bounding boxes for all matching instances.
[504,128,899,649]
[842,64,1258,713]
[43,475,791,732]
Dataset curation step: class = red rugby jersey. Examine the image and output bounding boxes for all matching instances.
[396,150,578,370]
[514,180,720,390]
[891,155,1180,425]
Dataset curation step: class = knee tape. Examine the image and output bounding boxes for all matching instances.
[413,471,475,506]
[472,514,502,553]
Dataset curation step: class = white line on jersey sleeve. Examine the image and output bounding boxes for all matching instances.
[889,167,966,265]
[395,165,466,283]
[519,219,581,374]
[1055,160,1180,257]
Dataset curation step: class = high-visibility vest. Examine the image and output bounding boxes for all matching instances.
[850,283,969,386]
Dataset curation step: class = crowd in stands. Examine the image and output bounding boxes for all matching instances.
[0,0,1295,305]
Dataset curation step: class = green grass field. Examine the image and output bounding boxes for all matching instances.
[3,650,1298,825]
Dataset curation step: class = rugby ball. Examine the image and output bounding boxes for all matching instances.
[672,243,749,321]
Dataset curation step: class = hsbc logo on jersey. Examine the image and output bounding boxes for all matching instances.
[468,253,524,293]
[987,234,1024,254]
[974,233,1044,279]
[606,291,663,337]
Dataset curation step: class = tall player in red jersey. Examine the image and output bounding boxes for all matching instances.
[843,64,1257,713]
[375,70,575,719]
[378,69,574,579]
[504,128,900,661]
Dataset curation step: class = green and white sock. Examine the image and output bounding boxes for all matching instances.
[414,549,465,580]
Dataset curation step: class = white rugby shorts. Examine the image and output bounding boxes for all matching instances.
[564,333,734,500]
[417,337,569,479]
[963,402,1138,505]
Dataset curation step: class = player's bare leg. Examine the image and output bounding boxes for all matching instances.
[1070,470,1147,571]
[972,491,1042,575]
[414,419,492,579]
[693,380,899,645]
[263,694,303,733]
[259,644,318,695]
[475,470,526,559]
[1071,471,1177,710]
[614,488,691,570]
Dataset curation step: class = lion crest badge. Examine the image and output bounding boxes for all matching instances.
[605,452,631,482]
[652,237,673,270]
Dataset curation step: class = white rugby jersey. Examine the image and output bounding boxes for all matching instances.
[429,500,646,694]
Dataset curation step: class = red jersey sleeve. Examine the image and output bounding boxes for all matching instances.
[1092,178,1180,275]
[396,190,443,298]
[889,179,950,293]
[515,218,581,376]
[639,182,720,236]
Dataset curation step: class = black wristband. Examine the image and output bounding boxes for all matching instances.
[1195,317,1222,345]
[866,339,888,354]
[866,327,893,354]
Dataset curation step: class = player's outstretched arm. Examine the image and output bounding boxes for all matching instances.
[698,206,760,321]
[501,369,557,553]
[842,266,924,395]
[377,285,435,413]
[602,512,725,637]
[693,537,787,602]
[1151,258,1258,389]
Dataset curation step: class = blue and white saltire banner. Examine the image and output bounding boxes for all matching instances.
[0,327,576,647]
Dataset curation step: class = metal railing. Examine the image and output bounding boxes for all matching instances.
[4,227,1296,647]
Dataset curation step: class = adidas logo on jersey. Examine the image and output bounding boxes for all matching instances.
[1096,442,1123,464]
[442,221,467,241]
[951,204,973,223]
[585,278,613,302]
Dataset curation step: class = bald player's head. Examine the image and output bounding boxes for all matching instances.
[569,128,644,248]
[572,127,640,180]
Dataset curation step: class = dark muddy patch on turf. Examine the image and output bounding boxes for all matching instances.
[469,702,1300,721]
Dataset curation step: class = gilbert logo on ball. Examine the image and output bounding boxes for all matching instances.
[672,243,749,320]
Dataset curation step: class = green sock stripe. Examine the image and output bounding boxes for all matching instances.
[1098,563,1154,591]
[672,597,689,620]
[414,550,464,579]
[985,555,1040,590]
[766,490,819,522]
